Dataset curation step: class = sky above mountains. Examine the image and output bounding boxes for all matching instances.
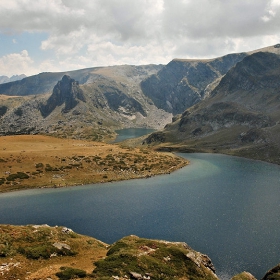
[0,0,280,77]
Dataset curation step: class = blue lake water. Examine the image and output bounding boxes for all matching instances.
[114,128,155,142]
[0,153,280,279]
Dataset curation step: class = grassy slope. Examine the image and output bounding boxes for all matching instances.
[0,225,219,280]
[0,224,108,280]
[0,135,188,193]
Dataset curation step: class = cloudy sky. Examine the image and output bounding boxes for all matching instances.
[0,0,280,77]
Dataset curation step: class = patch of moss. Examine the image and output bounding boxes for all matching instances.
[18,243,77,259]
[18,244,57,259]
[0,244,16,257]
[107,241,129,256]
[35,162,44,169]
[6,172,29,181]
[56,267,87,279]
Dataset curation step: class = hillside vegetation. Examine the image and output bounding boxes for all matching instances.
[0,224,218,280]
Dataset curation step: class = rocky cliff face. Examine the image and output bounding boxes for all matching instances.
[140,53,247,114]
[144,51,280,164]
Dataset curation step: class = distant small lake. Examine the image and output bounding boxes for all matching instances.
[0,153,280,279]
[114,128,155,142]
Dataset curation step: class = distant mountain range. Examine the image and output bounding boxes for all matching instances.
[0,74,26,84]
[0,44,280,163]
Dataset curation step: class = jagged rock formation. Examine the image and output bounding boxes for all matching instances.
[40,75,86,117]
[144,51,280,164]
[140,53,247,114]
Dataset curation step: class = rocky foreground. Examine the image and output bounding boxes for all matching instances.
[0,225,279,280]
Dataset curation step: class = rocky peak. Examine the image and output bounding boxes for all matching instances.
[40,75,85,117]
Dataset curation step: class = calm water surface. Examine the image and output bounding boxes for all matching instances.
[114,128,155,142]
[0,153,280,279]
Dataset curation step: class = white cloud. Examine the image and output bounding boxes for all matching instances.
[0,50,36,76]
[0,0,280,75]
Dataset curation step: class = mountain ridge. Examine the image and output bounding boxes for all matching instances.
[1,44,280,164]
[143,50,280,164]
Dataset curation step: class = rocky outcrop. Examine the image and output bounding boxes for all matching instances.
[1,224,280,280]
[92,235,219,280]
[40,75,86,117]
[261,264,280,280]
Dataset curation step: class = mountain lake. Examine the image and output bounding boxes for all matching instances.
[0,129,279,279]
[114,127,155,142]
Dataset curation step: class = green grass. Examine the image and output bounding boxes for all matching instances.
[6,172,29,181]
[92,236,217,280]
[56,267,87,279]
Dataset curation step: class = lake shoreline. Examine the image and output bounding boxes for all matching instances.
[0,135,189,194]
[1,153,280,279]
[0,160,189,194]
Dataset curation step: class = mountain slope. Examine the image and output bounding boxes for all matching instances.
[140,53,247,115]
[1,44,280,148]
[0,65,162,96]
[144,51,280,164]
[0,73,172,140]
